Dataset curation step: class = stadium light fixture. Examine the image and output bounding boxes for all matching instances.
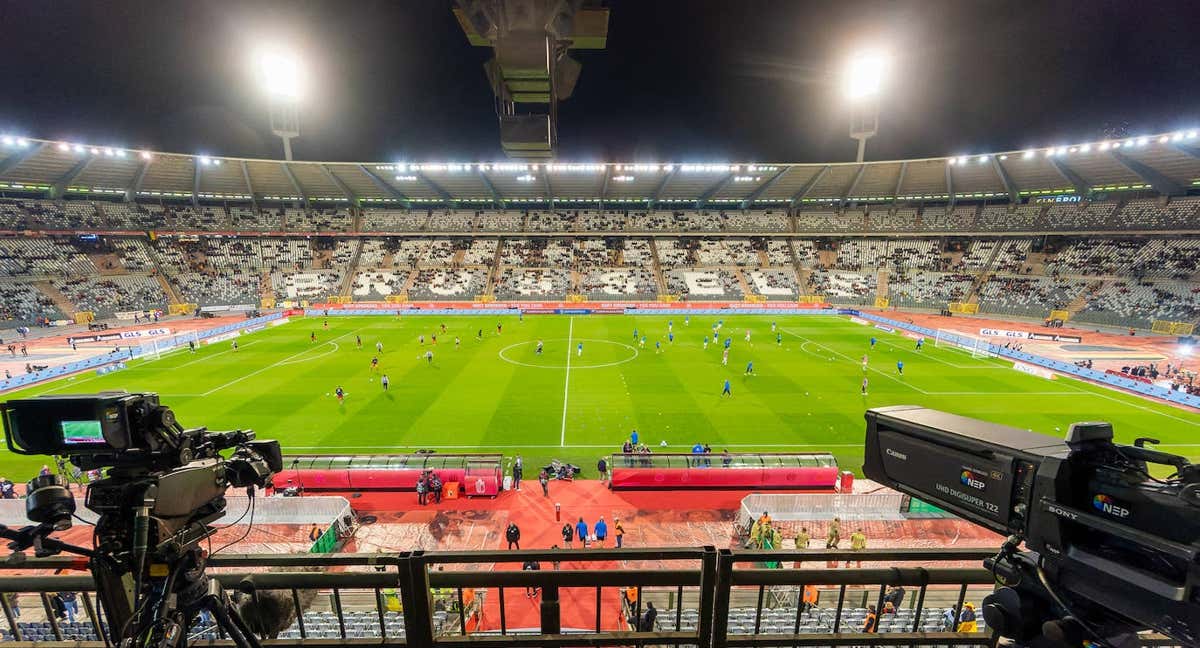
[1022,150,1035,159]
[843,50,889,100]
[977,155,988,163]
[1171,132,1184,142]
[1068,147,1077,153]
[1111,142,1121,149]
[0,136,13,146]
[255,48,304,101]
[1098,142,1110,151]
[72,144,84,153]
[140,151,153,161]
[116,149,126,158]
[1136,137,1148,146]
[90,148,100,155]
[999,154,1008,160]
[1080,144,1091,153]
[199,156,212,166]
[1159,135,1170,144]
[103,148,115,157]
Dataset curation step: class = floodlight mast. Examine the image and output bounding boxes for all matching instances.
[257,49,303,161]
[844,52,886,163]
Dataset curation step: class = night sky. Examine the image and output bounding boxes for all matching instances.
[1,0,1198,164]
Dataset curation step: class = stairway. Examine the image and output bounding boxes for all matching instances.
[485,240,505,296]
[33,280,79,316]
[875,268,890,300]
[733,266,752,297]
[337,240,363,296]
[350,207,363,233]
[647,239,667,295]
[1066,281,1102,314]
[155,274,182,305]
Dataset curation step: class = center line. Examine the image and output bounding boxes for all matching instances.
[560,317,574,447]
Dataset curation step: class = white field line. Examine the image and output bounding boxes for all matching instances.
[560,317,574,447]
[199,328,364,396]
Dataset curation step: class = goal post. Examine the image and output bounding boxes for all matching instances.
[933,328,996,358]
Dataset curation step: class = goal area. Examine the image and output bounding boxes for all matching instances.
[933,328,996,358]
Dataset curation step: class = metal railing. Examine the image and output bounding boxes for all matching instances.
[0,548,1180,647]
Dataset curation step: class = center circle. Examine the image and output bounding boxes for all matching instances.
[498,338,639,369]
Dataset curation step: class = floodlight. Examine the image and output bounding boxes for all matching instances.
[1079,144,1091,153]
[1023,150,1035,159]
[1098,142,1110,151]
[140,151,153,161]
[116,149,126,158]
[255,48,304,101]
[15,138,28,147]
[999,154,1008,160]
[843,51,889,100]
[213,159,222,166]
[977,155,988,163]
[1111,142,1122,149]
[1171,132,1184,142]
[103,148,115,157]
[57,142,70,152]
[199,156,212,166]
[90,148,100,155]
[1159,135,1170,144]
[1,136,13,146]
[72,144,84,153]
[1136,137,1148,146]
[1188,131,1198,139]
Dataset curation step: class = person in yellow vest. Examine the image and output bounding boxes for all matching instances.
[796,527,811,549]
[957,602,979,632]
[846,528,867,567]
[825,517,841,549]
[614,518,626,548]
[748,519,763,549]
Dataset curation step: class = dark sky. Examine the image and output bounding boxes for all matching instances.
[1,0,1198,164]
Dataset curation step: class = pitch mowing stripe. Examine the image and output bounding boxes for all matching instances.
[200,327,366,396]
[560,316,573,447]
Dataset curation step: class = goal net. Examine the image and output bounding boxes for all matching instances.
[933,328,996,358]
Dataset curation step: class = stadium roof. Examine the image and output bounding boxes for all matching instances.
[1,132,1198,207]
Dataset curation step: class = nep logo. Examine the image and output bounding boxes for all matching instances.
[959,469,986,490]
[1093,494,1130,518]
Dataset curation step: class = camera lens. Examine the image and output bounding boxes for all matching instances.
[25,474,76,531]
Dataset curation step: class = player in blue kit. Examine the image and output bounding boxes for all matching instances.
[724,337,732,350]
[870,336,877,349]
[897,360,904,375]
[744,360,754,376]
[655,340,662,354]
[721,379,732,396]
[668,332,674,344]
[776,332,782,346]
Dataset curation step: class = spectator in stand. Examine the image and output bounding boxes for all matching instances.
[594,516,608,546]
[862,605,878,633]
[505,522,521,550]
[630,601,657,632]
[957,603,979,632]
[846,528,867,567]
[561,521,574,548]
[883,585,906,611]
[57,591,77,623]
[942,606,958,631]
[0,476,14,499]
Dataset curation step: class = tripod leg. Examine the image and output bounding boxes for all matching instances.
[203,599,263,648]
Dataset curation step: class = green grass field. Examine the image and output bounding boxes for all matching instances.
[2,314,1198,480]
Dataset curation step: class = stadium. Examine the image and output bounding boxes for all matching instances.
[0,2,1198,647]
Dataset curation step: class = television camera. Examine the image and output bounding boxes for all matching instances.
[1,392,282,648]
[864,405,1199,647]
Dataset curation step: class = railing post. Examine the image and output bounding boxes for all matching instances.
[708,548,733,648]
[398,551,435,648]
[696,546,719,648]
[0,590,21,641]
[539,583,561,635]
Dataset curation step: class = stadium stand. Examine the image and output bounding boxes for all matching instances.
[50,275,168,316]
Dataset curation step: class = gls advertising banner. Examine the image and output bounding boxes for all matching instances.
[979,328,1030,339]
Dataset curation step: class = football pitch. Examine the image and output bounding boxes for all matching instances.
[3,314,1199,479]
